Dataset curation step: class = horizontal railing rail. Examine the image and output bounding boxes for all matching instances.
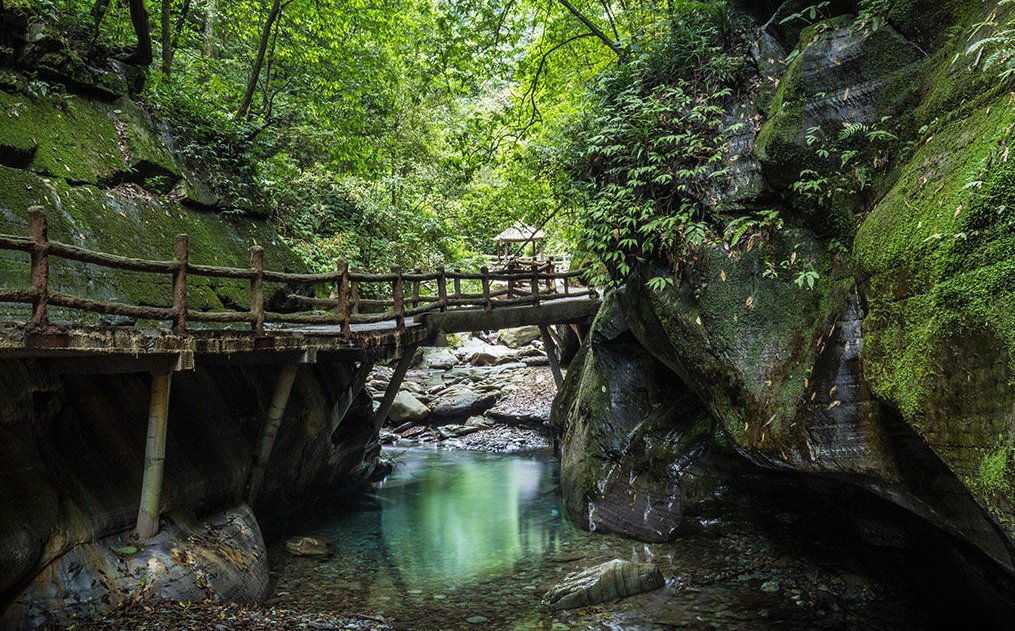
[0,208,597,336]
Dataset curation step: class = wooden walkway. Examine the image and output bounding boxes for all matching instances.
[0,208,599,364]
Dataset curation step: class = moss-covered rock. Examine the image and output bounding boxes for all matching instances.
[756,17,925,192]
[855,3,1015,537]
[0,166,301,319]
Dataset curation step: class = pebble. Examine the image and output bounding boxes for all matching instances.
[466,615,490,624]
[761,580,781,592]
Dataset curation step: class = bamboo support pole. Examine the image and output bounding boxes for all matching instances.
[246,363,299,504]
[411,268,421,308]
[172,234,188,334]
[249,246,265,333]
[392,266,405,331]
[539,325,564,389]
[134,370,173,541]
[28,207,49,328]
[371,345,417,433]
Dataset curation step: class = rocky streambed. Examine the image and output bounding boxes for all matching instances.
[371,326,561,453]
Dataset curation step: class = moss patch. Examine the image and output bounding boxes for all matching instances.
[0,91,125,184]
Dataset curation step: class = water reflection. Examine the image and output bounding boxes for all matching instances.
[286,448,581,592]
[382,451,561,587]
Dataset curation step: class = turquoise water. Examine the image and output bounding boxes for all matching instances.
[370,449,580,589]
[268,448,932,630]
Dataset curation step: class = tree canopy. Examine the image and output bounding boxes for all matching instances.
[24,0,733,276]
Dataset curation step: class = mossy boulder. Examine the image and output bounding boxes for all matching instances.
[0,166,302,319]
[855,40,1015,537]
[755,17,925,191]
[550,291,715,541]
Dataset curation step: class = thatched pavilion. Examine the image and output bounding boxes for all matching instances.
[493,222,545,260]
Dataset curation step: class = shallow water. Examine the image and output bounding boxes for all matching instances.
[267,447,935,630]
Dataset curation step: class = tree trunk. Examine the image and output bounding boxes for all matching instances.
[90,0,112,33]
[204,0,217,58]
[161,0,172,74]
[128,0,153,66]
[553,0,625,59]
[235,0,282,119]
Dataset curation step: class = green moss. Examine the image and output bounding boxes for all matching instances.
[112,99,181,182]
[856,90,1015,416]
[0,91,125,184]
[0,166,302,320]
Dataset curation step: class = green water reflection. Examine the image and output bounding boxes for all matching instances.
[379,449,573,588]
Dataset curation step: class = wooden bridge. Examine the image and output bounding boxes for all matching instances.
[0,208,600,540]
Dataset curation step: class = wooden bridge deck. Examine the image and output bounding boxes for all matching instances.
[0,208,600,367]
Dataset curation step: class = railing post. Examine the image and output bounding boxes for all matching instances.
[481,266,492,312]
[507,260,516,299]
[453,270,461,300]
[172,234,188,334]
[28,207,49,329]
[411,268,421,309]
[350,279,360,315]
[337,258,351,336]
[392,265,405,331]
[564,272,570,296]
[437,266,447,312]
[531,263,540,307]
[546,261,554,292]
[250,246,265,334]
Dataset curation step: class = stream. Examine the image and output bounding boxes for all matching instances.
[266,447,937,630]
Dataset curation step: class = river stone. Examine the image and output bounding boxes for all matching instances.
[429,385,497,420]
[542,559,664,610]
[389,391,429,423]
[416,347,459,369]
[438,424,480,439]
[285,536,333,557]
[498,326,541,348]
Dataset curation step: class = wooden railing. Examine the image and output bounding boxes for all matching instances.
[0,208,595,336]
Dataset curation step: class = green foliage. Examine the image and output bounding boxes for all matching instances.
[779,2,831,26]
[966,0,1015,80]
[553,4,753,287]
[789,117,898,213]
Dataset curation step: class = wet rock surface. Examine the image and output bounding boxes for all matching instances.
[542,559,664,610]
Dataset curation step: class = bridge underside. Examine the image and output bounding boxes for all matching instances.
[423,298,599,335]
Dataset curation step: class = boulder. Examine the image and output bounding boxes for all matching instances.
[438,424,480,439]
[429,385,498,420]
[388,391,429,423]
[498,326,541,348]
[542,559,664,610]
[415,347,459,369]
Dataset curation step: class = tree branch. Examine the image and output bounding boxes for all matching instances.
[553,0,625,59]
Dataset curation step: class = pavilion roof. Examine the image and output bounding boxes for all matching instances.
[494,222,545,242]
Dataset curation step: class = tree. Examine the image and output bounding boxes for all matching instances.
[128,0,153,66]
[236,0,285,119]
